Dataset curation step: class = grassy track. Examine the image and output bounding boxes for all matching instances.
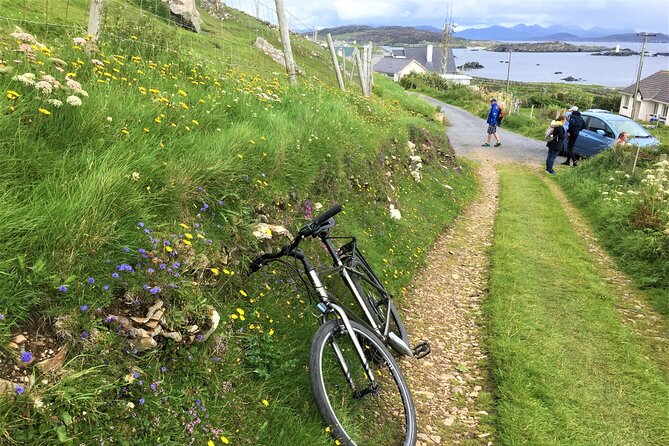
[487,165,669,446]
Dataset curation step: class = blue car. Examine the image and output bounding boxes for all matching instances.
[563,112,660,157]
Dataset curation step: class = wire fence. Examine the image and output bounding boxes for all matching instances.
[0,0,357,87]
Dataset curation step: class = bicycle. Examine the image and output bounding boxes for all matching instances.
[250,204,427,446]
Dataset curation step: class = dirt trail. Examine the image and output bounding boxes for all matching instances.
[401,163,498,446]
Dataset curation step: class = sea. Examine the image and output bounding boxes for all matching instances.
[453,42,669,88]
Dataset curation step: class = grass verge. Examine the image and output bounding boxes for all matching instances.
[486,165,669,446]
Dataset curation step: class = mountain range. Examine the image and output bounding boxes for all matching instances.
[454,24,668,42]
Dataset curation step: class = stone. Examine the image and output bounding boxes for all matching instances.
[162,0,202,33]
[13,334,27,344]
[7,342,19,350]
[201,306,220,341]
[0,378,15,394]
[37,346,67,374]
[409,155,423,182]
[434,113,447,124]
[389,204,402,220]
[253,223,292,240]
[253,37,303,74]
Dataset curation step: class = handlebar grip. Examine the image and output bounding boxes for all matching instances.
[313,204,342,225]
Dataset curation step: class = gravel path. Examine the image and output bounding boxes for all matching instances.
[401,162,498,446]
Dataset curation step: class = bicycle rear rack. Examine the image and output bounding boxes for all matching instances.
[412,341,431,359]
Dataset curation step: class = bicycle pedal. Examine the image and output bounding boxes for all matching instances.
[412,341,431,359]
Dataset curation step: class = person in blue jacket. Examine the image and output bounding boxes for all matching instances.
[482,98,502,147]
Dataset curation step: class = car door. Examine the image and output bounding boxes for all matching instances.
[575,116,615,157]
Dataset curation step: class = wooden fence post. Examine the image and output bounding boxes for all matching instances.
[87,0,104,42]
[326,34,345,91]
[274,0,297,87]
[354,50,368,97]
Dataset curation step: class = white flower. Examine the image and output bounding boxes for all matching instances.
[91,59,104,66]
[47,99,63,108]
[73,37,86,45]
[106,116,113,122]
[66,95,82,106]
[34,81,53,94]
[131,172,140,181]
[12,73,35,86]
[66,78,82,90]
[74,89,89,98]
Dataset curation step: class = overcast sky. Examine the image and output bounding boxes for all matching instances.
[274,0,669,33]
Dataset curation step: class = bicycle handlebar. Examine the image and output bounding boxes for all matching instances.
[249,204,342,273]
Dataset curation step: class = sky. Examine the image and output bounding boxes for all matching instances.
[272,0,669,33]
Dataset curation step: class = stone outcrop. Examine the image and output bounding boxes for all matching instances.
[162,0,202,33]
[253,37,303,74]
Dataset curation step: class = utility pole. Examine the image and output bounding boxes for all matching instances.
[631,32,656,121]
[274,0,297,86]
[505,50,512,94]
[630,32,657,175]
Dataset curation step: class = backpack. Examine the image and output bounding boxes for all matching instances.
[496,107,504,126]
[544,125,556,142]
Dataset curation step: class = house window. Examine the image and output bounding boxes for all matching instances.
[622,95,631,108]
[653,102,659,114]
[660,104,668,118]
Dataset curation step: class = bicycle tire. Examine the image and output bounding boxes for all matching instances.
[310,319,417,446]
[347,259,411,355]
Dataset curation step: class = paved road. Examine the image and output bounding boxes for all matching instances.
[417,94,555,165]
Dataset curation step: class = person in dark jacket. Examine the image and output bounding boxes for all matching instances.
[562,106,585,166]
[546,115,567,174]
[482,98,502,147]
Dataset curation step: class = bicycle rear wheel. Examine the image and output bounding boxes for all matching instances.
[310,319,416,446]
[348,259,411,355]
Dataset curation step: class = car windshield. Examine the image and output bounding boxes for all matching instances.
[607,119,652,138]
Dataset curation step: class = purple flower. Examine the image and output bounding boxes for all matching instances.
[133,371,139,379]
[159,264,166,270]
[117,264,134,272]
[123,247,130,253]
[218,200,224,205]
[161,366,167,373]
[88,277,95,284]
[15,385,25,395]
[21,351,32,363]
[80,305,88,311]
[0,314,5,320]
[111,273,119,279]
[139,398,145,405]
[138,248,146,255]
[150,382,157,391]
[138,222,145,227]
[147,268,155,274]
[58,285,68,292]
[149,287,161,295]
[163,240,170,246]
[144,228,151,234]
[213,357,219,362]
[196,334,204,342]
[172,262,181,268]
[194,223,200,228]
[104,316,116,323]
[81,331,89,339]
[103,285,110,291]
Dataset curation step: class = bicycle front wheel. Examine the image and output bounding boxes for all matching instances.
[310,319,417,446]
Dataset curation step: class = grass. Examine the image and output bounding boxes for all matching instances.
[0,2,479,445]
[486,165,669,446]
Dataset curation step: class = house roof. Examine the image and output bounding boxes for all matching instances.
[621,70,669,104]
[403,46,457,73]
[373,57,425,75]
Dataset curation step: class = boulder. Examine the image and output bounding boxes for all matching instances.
[162,0,202,33]
[253,37,302,74]
[434,113,447,125]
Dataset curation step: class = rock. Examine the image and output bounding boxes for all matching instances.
[37,346,67,374]
[407,141,416,154]
[434,113,447,124]
[161,331,183,342]
[409,155,423,183]
[0,378,15,394]
[13,334,27,344]
[201,306,220,341]
[389,204,402,220]
[162,0,202,33]
[7,342,19,350]
[561,76,580,82]
[253,223,292,240]
[253,37,303,73]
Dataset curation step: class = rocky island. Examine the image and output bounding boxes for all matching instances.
[488,41,610,52]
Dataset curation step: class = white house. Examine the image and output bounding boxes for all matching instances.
[619,70,669,122]
[373,57,428,82]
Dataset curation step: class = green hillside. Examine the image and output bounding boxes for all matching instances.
[0,1,476,444]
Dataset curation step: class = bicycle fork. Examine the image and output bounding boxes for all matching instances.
[309,268,379,395]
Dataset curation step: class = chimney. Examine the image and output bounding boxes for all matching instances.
[427,44,433,63]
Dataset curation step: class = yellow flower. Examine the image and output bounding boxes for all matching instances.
[183,240,192,246]
[239,290,247,297]
[221,436,229,444]
[38,108,51,116]
[178,89,187,96]
[6,90,20,100]
[223,268,233,275]
[121,128,129,135]
[185,233,193,239]
[197,233,204,239]
[179,102,189,110]
[210,268,220,276]
[268,328,274,336]
[192,119,199,125]
[208,441,215,446]
[262,399,269,407]
[179,223,189,229]
[236,308,245,316]
[165,246,173,253]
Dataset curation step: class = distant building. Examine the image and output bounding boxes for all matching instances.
[619,70,669,122]
[374,44,472,84]
[373,58,428,82]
